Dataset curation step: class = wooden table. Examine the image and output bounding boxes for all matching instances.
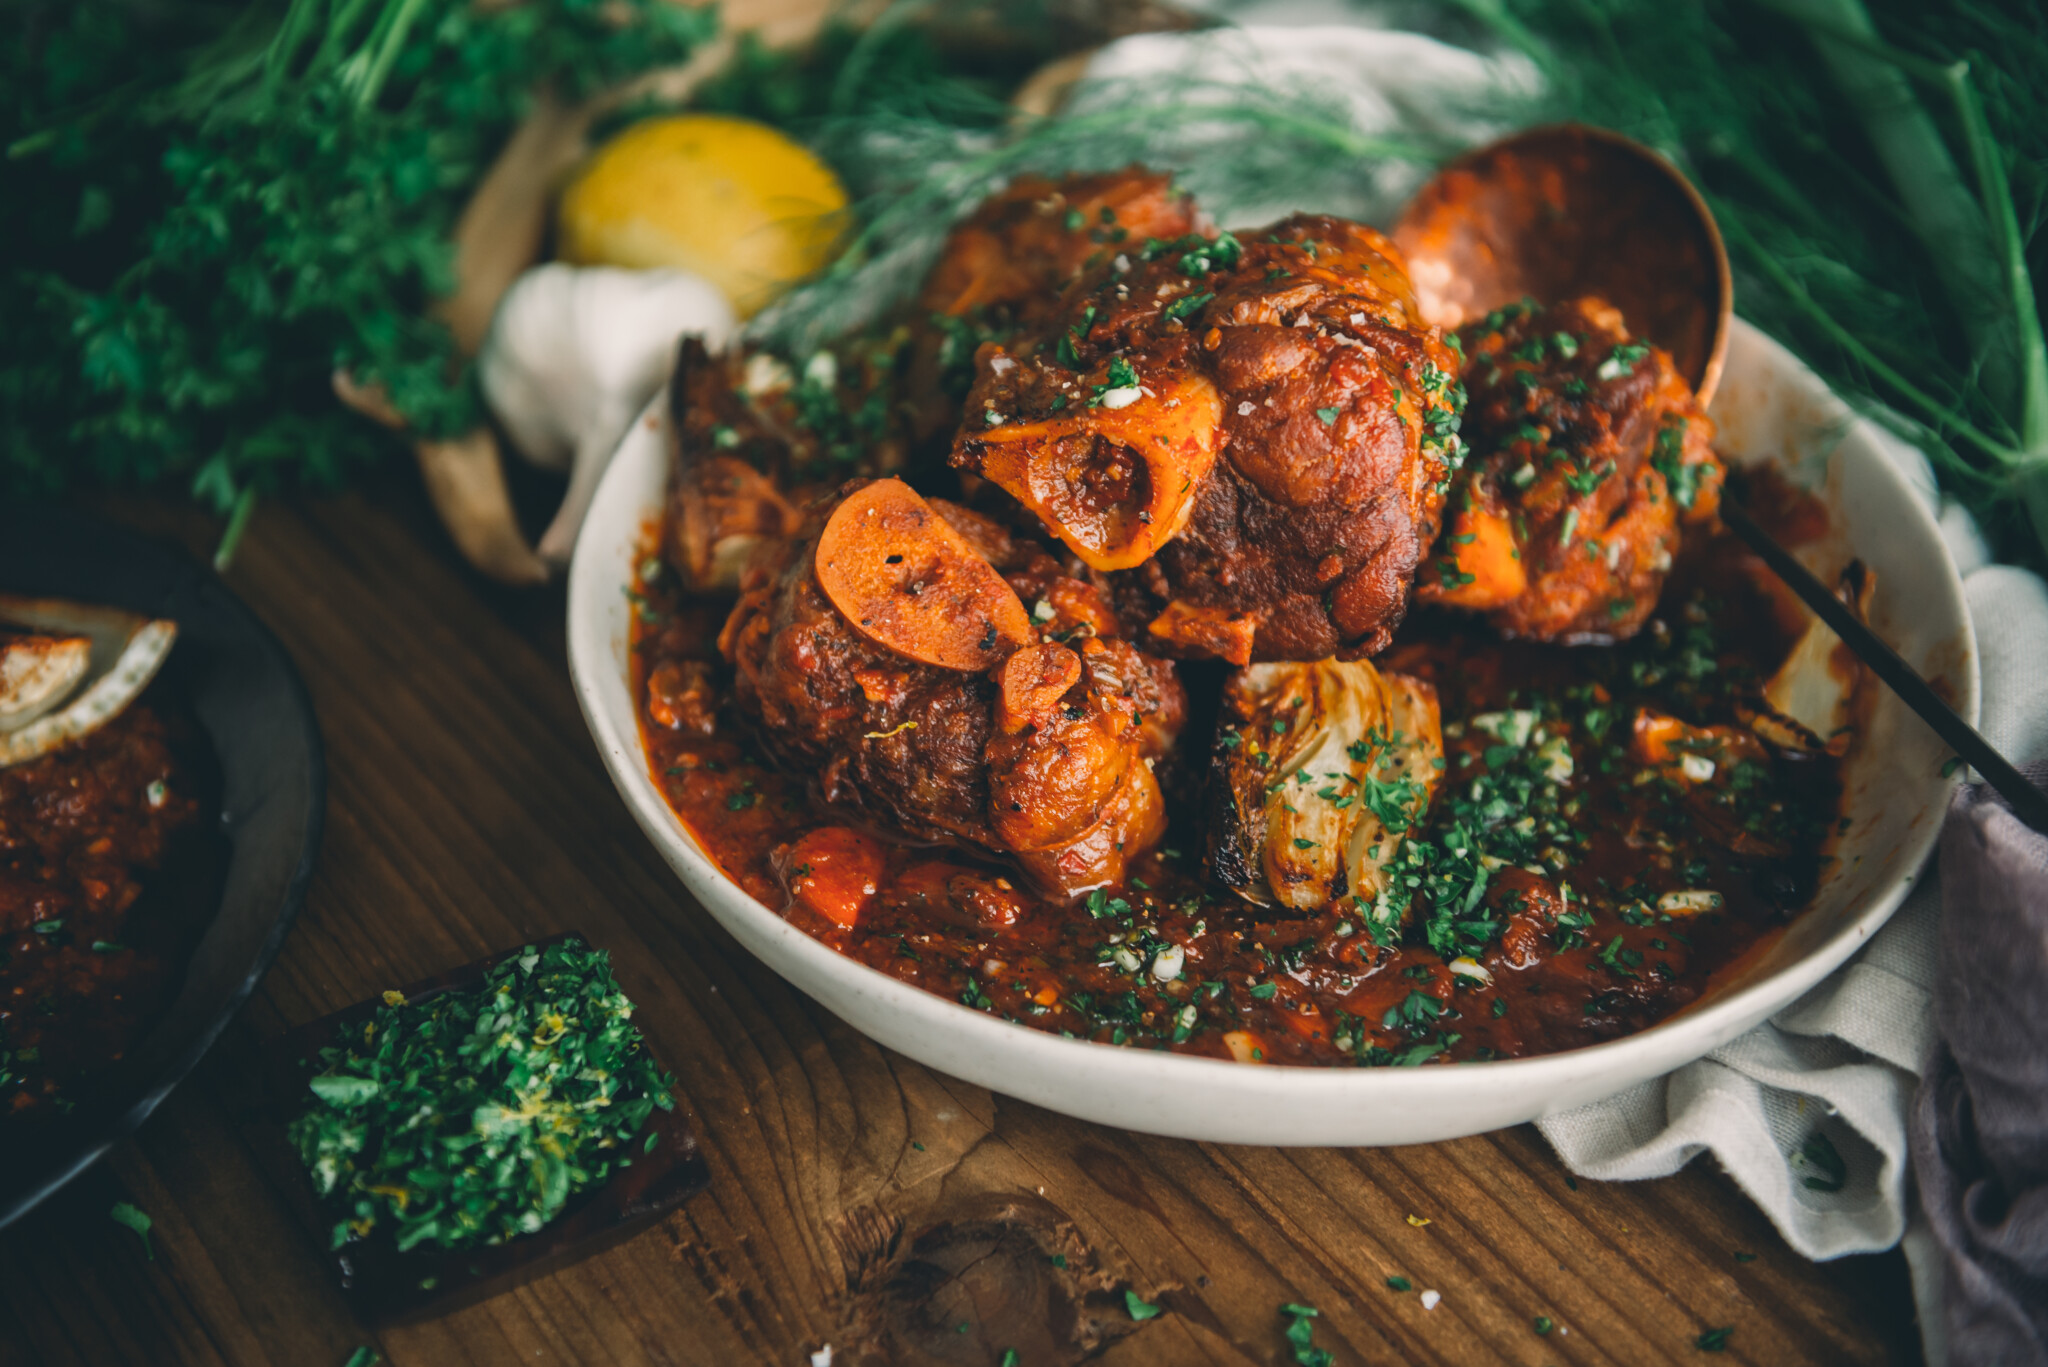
[0,481,1923,1367]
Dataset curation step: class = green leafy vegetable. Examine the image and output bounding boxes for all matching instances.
[1124,1289,1163,1321]
[109,1201,154,1259]
[3,0,710,531]
[287,939,674,1254]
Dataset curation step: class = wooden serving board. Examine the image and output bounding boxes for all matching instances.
[0,475,1920,1366]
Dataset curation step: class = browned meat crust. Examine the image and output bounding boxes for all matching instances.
[718,481,1185,897]
[951,213,1466,663]
[665,169,1202,593]
[662,334,913,592]
[907,166,1202,445]
[1418,297,1722,641]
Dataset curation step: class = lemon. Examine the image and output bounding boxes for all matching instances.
[556,114,848,318]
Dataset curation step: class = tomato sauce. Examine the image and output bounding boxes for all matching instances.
[0,692,221,1117]
[631,525,1845,1067]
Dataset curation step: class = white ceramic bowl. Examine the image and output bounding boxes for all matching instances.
[569,320,1975,1145]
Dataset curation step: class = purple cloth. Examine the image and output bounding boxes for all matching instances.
[1913,764,2048,1363]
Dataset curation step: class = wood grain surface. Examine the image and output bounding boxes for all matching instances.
[0,478,1923,1367]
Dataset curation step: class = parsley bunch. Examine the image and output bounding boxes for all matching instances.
[3,0,710,526]
[288,940,675,1254]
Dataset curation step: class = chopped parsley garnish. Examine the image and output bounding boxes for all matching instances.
[287,940,674,1254]
[1596,341,1652,380]
[1563,457,1611,496]
[1651,418,1702,509]
[1086,888,1132,919]
[1383,990,1443,1033]
[1164,231,1242,276]
[1087,355,1141,407]
[1125,1290,1163,1321]
[110,1202,154,1259]
[1696,1326,1734,1352]
[1282,1303,1332,1367]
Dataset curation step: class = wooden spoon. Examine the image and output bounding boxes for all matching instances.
[1393,123,1731,405]
[1395,123,2048,831]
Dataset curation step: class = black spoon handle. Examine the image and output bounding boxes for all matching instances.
[1720,499,2048,834]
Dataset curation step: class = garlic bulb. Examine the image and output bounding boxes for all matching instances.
[479,263,737,564]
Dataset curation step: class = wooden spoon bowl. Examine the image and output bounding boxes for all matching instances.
[1393,123,1732,404]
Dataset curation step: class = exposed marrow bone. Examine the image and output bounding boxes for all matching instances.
[0,596,177,767]
[969,365,1223,572]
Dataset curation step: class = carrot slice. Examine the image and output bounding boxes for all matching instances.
[1425,503,1526,609]
[1631,708,1690,765]
[785,826,887,929]
[1221,1030,1270,1064]
[814,479,1033,671]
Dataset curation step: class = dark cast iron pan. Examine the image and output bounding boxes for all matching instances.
[0,503,324,1229]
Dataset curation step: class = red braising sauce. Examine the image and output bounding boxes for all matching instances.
[1,693,219,1117]
[631,525,1845,1067]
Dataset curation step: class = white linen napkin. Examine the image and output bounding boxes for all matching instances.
[1528,383,2048,1255]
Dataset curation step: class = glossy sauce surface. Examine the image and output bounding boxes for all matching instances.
[633,526,1843,1067]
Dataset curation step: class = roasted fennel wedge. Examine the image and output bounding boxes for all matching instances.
[1208,659,1444,911]
[0,596,177,768]
[1745,560,1872,758]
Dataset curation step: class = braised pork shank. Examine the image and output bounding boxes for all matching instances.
[1418,297,1723,641]
[718,478,1184,898]
[951,214,1466,664]
[908,166,1201,437]
[665,169,1203,594]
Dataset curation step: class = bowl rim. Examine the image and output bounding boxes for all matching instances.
[567,317,1973,1122]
